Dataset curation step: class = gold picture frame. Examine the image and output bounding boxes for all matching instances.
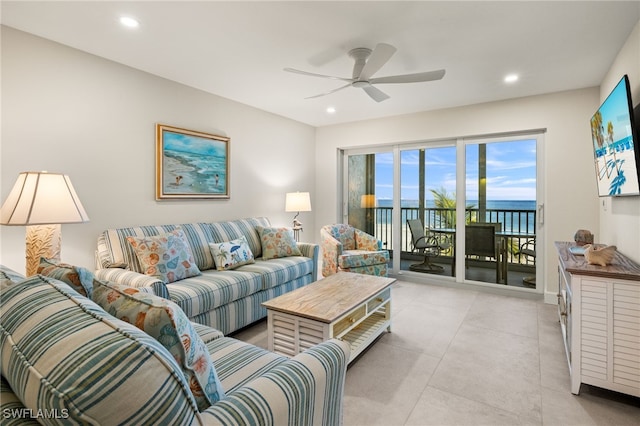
[156,124,230,199]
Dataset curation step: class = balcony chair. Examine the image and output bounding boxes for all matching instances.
[515,238,536,287]
[407,219,451,274]
[465,223,502,283]
[320,224,389,277]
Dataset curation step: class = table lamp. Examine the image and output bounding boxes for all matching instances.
[0,171,90,276]
[360,194,376,209]
[285,192,311,241]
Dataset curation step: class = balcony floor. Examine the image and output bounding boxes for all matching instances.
[395,258,535,289]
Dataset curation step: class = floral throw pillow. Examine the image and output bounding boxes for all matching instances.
[92,279,225,410]
[126,228,201,284]
[37,258,95,298]
[256,226,302,260]
[209,236,255,271]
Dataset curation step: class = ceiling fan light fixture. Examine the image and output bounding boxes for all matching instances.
[285,42,445,102]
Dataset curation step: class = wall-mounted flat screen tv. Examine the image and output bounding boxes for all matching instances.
[590,75,640,197]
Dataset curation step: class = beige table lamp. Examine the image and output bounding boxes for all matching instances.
[0,171,89,276]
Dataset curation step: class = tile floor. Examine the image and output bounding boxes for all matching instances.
[231,280,640,425]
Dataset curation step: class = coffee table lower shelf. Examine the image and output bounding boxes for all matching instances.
[267,303,391,363]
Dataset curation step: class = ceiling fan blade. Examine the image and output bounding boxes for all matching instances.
[305,83,352,99]
[370,69,446,84]
[358,43,397,80]
[362,84,390,102]
[284,68,353,82]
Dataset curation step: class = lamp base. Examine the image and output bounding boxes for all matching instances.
[25,224,61,276]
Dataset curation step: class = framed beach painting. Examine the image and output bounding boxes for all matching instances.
[156,124,230,199]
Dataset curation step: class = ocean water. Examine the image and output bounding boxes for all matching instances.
[163,149,226,194]
[375,199,536,233]
[377,199,536,210]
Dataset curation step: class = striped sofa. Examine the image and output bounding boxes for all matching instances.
[0,267,350,425]
[95,217,318,335]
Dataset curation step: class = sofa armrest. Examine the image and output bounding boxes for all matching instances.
[320,228,343,277]
[94,268,169,299]
[296,242,317,259]
[200,339,350,426]
[297,242,319,280]
[354,229,382,251]
[1,376,40,425]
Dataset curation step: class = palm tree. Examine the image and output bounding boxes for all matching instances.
[429,187,477,228]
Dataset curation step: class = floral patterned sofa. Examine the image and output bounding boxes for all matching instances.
[95,217,317,335]
[321,223,389,277]
[0,265,349,425]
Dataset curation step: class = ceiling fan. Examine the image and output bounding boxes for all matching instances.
[284,43,445,102]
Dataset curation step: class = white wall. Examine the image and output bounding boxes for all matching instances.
[598,20,640,261]
[0,27,316,272]
[315,88,601,301]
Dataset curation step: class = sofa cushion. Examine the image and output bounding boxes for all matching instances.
[207,217,271,259]
[256,226,302,260]
[209,236,255,271]
[338,250,389,269]
[97,223,219,273]
[191,322,224,344]
[37,258,95,298]
[0,275,199,424]
[239,257,315,290]
[0,265,23,291]
[0,272,18,291]
[206,337,286,394]
[127,228,202,283]
[92,280,225,410]
[167,270,263,318]
[0,265,23,280]
[0,376,39,425]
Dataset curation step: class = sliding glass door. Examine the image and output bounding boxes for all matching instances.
[464,137,539,287]
[399,144,457,274]
[341,131,543,292]
[343,150,393,252]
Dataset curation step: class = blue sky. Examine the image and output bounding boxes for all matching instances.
[375,139,537,201]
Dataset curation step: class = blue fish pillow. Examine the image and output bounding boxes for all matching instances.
[209,236,255,271]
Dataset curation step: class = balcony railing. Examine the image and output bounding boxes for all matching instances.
[371,206,536,266]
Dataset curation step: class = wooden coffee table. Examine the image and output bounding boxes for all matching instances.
[262,272,395,363]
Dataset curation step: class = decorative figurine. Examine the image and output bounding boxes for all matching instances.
[574,229,594,246]
[583,244,617,266]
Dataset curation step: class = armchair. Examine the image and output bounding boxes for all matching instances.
[321,224,389,277]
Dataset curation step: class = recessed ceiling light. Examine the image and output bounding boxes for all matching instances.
[119,16,140,28]
[326,106,336,114]
[504,74,519,83]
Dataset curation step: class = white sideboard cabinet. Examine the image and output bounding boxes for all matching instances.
[555,241,640,397]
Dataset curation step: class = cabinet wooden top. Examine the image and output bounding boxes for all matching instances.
[262,272,396,323]
[555,241,640,281]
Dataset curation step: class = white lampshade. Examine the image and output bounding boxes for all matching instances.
[1,171,90,276]
[285,192,312,213]
[1,171,89,225]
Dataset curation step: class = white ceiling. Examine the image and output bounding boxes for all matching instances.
[2,1,639,127]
